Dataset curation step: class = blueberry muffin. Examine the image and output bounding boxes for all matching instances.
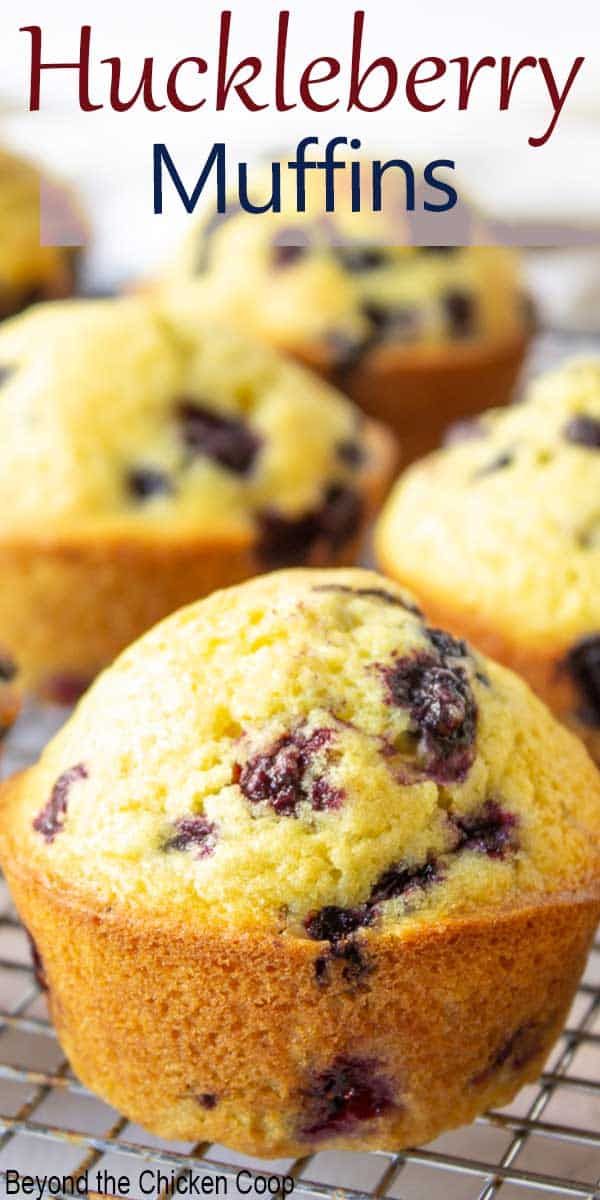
[376,358,600,762]
[163,169,531,461]
[0,298,395,700]
[0,147,82,317]
[1,567,597,1156]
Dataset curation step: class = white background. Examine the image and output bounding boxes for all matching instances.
[0,0,599,284]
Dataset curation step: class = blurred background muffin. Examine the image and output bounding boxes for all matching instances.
[376,357,600,762]
[0,145,83,317]
[0,295,396,699]
[161,166,532,462]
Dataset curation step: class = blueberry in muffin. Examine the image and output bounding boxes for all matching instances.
[1,567,597,1155]
[376,357,600,762]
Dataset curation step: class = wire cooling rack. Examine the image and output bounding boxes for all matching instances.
[0,706,598,1200]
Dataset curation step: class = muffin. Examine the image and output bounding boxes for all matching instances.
[0,146,82,317]
[376,358,600,762]
[0,297,395,699]
[162,169,531,461]
[1,567,598,1156]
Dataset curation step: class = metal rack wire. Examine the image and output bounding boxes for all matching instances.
[0,708,598,1200]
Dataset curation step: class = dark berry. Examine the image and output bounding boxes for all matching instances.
[453,800,518,858]
[163,816,218,857]
[426,627,469,661]
[336,940,371,985]
[300,1056,394,1141]
[306,907,374,988]
[257,484,362,568]
[317,940,372,989]
[311,775,343,812]
[443,289,477,337]
[412,666,472,739]
[336,439,365,468]
[305,906,370,944]
[236,738,303,815]
[271,228,312,267]
[127,466,173,500]
[564,634,600,726]
[363,302,420,341]
[319,484,363,549]
[257,508,319,568]
[236,729,342,817]
[473,450,514,479]
[0,652,17,682]
[383,628,478,781]
[334,245,390,273]
[197,1092,218,1109]
[384,652,477,782]
[369,858,440,906]
[176,399,261,475]
[25,930,48,992]
[327,303,420,379]
[33,763,88,842]
[563,415,600,449]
